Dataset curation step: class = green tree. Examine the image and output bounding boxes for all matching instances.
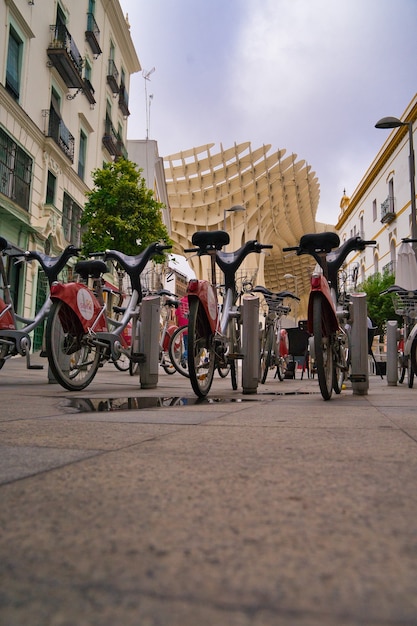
[357,271,401,336]
[81,158,171,256]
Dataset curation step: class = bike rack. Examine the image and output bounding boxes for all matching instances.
[349,293,369,395]
[386,320,398,386]
[139,295,161,389]
[242,294,260,394]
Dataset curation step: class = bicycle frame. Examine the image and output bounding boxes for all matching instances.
[46,241,171,390]
[185,229,272,396]
[0,237,79,369]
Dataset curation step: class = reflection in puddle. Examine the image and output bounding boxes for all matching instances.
[63,396,258,413]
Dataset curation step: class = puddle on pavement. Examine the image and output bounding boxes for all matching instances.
[63,391,317,413]
[63,396,257,413]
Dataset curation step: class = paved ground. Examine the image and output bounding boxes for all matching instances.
[1,355,417,626]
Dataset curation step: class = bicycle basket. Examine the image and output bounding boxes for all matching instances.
[209,268,258,293]
[391,292,417,319]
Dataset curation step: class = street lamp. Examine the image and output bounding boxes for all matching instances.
[223,204,246,231]
[375,116,417,258]
[284,273,299,324]
[283,273,298,295]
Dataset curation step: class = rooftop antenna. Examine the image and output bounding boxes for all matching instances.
[142,67,155,139]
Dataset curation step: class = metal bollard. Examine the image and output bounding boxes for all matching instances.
[349,293,369,395]
[242,294,260,394]
[139,295,160,389]
[386,320,398,386]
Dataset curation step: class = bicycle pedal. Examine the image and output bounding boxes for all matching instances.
[130,352,146,363]
[27,364,44,370]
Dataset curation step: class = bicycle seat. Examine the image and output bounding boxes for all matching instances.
[191,230,230,251]
[299,232,340,254]
[75,260,108,280]
[0,237,10,252]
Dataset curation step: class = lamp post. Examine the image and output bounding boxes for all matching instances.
[284,273,299,324]
[223,204,246,231]
[375,116,417,258]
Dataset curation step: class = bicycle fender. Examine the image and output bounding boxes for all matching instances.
[187,279,218,333]
[307,290,339,335]
[50,282,107,333]
[0,297,15,330]
[405,324,417,356]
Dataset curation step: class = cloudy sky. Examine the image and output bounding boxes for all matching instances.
[119,0,417,226]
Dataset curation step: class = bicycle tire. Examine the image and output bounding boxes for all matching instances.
[230,360,237,390]
[128,317,141,376]
[312,295,333,400]
[333,331,348,394]
[161,356,176,375]
[275,357,285,381]
[45,300,101,391]
[408,358,415,388]
[187,298,216,397]
[113,353,130,371]
[398,353,406,384]
[410,335,417,382]
[168,325,189,378]
[226,318,239,390]
[217,363,231,377]
[260,324,274,384]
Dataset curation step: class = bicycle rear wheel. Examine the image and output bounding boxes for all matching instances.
[46,300,101,391]
[312,295,333,400]
[187,298,216,397]
[168,325,189,378]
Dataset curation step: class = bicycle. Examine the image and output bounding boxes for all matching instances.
[252,285,299,383]
[0,236,79,372]
[382,286,416,387]
[45,241,171,391]
[283,233,376,400]
[184,229,272,397]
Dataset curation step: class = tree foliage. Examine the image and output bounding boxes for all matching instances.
[357,271,401,335]
[80,158,171,257]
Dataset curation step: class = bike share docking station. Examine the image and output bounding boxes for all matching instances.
[241,294,260,394]
[349,293,369,395]
[138,295,161,389]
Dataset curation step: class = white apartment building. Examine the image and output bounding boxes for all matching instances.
[0,0,140,326]
[336,93,417,286]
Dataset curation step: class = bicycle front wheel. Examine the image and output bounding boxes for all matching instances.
[333,331,348,394]
[113,352,130,371]
[168,325,189,378]
[313,295,333,400]
[46,300,101,391]
[260,324,274,384]
[187,298,216,397]
[410,336,417,383]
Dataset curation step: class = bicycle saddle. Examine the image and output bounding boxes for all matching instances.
[75,260,108,280]
[191,230,230,251]
[0,237,10,252]
[299,232,340,254]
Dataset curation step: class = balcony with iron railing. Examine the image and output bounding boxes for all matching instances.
[107,59,119,94]
[83,78,96,106]
[102,116,119,156]
[382,260,396,275]
[118,82,130,117]
[47,24,84,90]
[380,196,396,224]
[47,107,75,162]
[85,13,102,57]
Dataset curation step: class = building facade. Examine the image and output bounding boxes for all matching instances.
[336,93,417,287]
[0,0,140,321]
